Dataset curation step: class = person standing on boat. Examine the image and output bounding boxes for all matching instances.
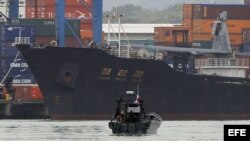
[115,110,125,123]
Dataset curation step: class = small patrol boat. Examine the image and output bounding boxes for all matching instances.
[109,90,162,135]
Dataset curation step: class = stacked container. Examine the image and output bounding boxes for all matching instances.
[25,0,93,45]
[240,28,250,52]
[245,0,250,4]
[155,4,250,50]
[154,26,192,46]
[0,0,94,106]
[185,4,250,48]
[15,18,81,47]
[0,25,43,100]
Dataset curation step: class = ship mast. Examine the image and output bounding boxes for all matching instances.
[107,5,124,57]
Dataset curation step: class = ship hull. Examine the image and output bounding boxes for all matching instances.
[16,45,250,120]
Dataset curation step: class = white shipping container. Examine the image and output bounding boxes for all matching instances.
[0,0,26,19]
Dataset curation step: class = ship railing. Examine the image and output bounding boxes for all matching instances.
[14,37,30,45]
[102,46,164,61]
[195,58,249,68]
[147,112,162,122]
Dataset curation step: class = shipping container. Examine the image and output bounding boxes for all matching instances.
[14,86,43,100]
[0,25,36,41]
[245,0,250,4]
[80,30,93,39]
[154,26,192,46]
[240,43,250,53]
[26,0,92,7]
[192,40,213,49]
[183,4,193,26]
[192,33,212,41]
[0,60,30,72]
[0,45,19,57]
[192,33,242,47]
[81,38,92,47]
[30,86,43,99]
[26,6,92,19]
[25,0,92,19]
[229,33,243,46]
[0,73,36,84]
[0,45,36,85]
[81,20,93,30]
[191,4,250,20]
[183,19,192,27]
[242,28,250,43]
[192,19,250,34]
[0,59,30,73]
[14,19,80,36]
[0,55,37,85]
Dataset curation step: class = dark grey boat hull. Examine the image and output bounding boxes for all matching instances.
[16,44,250,120]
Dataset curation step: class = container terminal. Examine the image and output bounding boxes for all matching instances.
[1,0,250,119]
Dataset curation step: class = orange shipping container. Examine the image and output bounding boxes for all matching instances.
[81,20,93,30]
[80,30,93,39]
[191,4,250,20]
[183,19,192,27]
[183,4,192,19]
[192,19,250,34]
[154,26,192,45]
[192,33,242,46]
[228,33,243,46]
[192,33,212,41]
[183,4,193,26]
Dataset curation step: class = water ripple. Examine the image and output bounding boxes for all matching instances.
[0,120,250,141]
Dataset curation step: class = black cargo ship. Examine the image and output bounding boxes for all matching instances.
[15,10,250,120]
[16,44,250,120]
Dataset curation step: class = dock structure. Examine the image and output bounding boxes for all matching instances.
[0,99,48,119]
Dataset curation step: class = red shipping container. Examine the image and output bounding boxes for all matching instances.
[66,0,92,6]
[65,6,92,19]
[26,0,92,7]
[26,0,36,7]
[30,86,43,99]
[26,6,92,20]
[14,86,43,100]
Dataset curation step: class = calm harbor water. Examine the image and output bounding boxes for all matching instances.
[0,120,249,141]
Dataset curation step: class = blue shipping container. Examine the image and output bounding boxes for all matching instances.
[240,43,250,53]
[0,56,32,74]
[0,46,19,57]
[0,53,36,84]
[0,73,36,84]
[0,25,36,42]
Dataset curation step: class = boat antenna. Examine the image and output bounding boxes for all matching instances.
[137,84,140,95]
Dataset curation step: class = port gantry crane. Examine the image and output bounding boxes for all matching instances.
[55,0,103,47]
[4,0,103,47]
